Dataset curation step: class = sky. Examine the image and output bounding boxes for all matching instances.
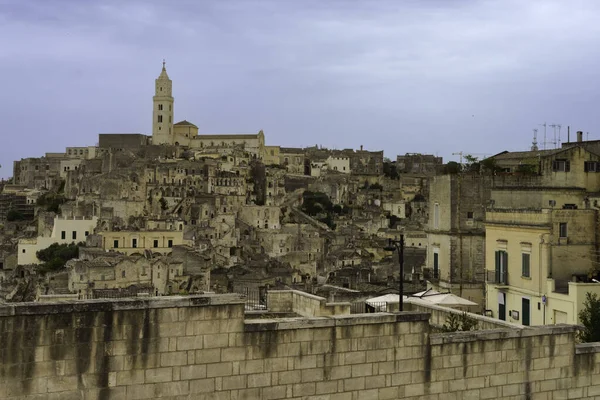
[2,0,600,178]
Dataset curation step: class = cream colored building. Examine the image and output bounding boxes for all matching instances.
[326,154,351,174]
[99,230,186,256]
[18,216,98,265]
[485,208,598,326]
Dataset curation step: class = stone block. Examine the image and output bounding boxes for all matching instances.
[316,380,339,394]
[206,362,233,378]
[176,335,204,351]
[153,380,189,397]
[221,346,247,362]
[262,385,287,400]
[301,368,324,383]
[239,359,265,374]
[343,376,365,391]
[357,388,379,400]
[47,375,78,393]
[294,355,317,369]
[189,378,216,393]
[125,384,156,400]
[278,370,301,385]
[203,333,229,349]
[222,374,246,390]
[145,367,173,383]
[378,387,399,400]
[292,382,316,397]
[195,349,221,364]
[180,365,207,381]
[247,372,271,388]
[160,351,188,367]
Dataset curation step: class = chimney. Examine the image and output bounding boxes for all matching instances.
[360,145,363,151]
[577,131,583,142]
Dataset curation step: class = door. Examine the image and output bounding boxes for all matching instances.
[522,298,531,326]
[499,293,506,321]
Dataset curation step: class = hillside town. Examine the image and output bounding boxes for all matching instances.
[1,62,600,331]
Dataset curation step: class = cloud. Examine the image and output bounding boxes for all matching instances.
[1,0,600,178]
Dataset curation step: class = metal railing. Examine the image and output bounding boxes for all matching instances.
[486,269,508,285]
[351,301,389,314]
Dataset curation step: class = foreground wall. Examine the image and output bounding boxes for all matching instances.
[0,296,599,399]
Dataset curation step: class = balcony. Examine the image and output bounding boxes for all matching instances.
[486,269,508,286]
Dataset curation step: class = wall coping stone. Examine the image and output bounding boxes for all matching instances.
[244,311,430,332]
[0,294,245,317]
[576,341,600,354]
[431,324,579,345]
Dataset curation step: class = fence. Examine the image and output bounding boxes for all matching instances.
[350,301,390,314]
[238,288,268,311]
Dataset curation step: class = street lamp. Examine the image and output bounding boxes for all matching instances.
[384,235,405,311]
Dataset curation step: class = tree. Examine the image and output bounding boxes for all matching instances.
[578,292,600,342]
[443,162,462,174]
[464,154,481,172]
[36,242,83,273]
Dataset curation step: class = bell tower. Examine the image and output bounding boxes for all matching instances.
[152,60,174,144]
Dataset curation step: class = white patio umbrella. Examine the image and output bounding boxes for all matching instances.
[419,293,477,307]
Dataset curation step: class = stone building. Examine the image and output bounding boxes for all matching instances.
[426,173,492,309]
[12,153,65,190]
[149,62,266,157]
[237,205,281,230]
[397,153,443,174]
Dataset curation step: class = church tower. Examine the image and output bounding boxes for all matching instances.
[152,60,174,144]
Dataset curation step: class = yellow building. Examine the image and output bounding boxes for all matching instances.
[99,230,186,256]
[485,208,598,326]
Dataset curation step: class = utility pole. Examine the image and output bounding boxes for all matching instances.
[384,236,405,311]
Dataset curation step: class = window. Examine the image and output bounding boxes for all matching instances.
[113,240,119,249]
[80,275,83,281]
[72,231,77,240]
[522,253,531,278]
[552,159,570,172]
[467,211,474,219]
[85,231,89,237]
[132,238,137,248]
[154,240,159,248]
[61,231,66,240]
[494,250,508,284]
[584,161,600,172]
[122,271,126,278]
[433,251,439,279]
[433,203,440,229]
[158,115,163,123]
[158,104,163,111]
[168,240,173,248]
[559,223,568,238]
[22,249,26,253]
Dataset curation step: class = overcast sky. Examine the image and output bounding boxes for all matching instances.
[2,0,600,178]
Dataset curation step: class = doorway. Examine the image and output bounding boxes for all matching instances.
[522,298,531,326]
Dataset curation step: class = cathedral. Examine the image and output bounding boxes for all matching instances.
[151,62,265,157]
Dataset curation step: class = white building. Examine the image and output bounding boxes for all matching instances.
[18,216,98,265]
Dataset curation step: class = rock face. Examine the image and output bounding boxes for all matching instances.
[0,295,597,399]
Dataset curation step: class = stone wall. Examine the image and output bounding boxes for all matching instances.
[267,290,351,317]
[2,296,600,399]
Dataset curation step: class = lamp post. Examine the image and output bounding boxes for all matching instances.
[384,235,405,311]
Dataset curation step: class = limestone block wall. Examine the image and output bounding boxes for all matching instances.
[267,290,351,317]
[1,295,600,399]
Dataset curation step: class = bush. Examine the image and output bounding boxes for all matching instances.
[440,312,478,332]
[37,192,66,213]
